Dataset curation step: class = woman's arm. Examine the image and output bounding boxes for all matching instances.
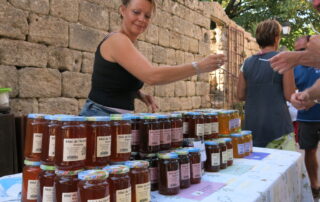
[282,69,296,101]
[101,33,225,85]
[237,72,246,101]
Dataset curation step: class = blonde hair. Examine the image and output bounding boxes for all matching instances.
[255,19,282,48]
[120,0,156,18]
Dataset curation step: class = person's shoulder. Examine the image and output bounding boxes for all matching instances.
[104,32,131,45]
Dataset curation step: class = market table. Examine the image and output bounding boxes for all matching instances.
[0,147,314,202]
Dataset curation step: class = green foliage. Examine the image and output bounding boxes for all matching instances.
[211,0,320,50]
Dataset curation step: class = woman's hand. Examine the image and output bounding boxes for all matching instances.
[290,91,314,110]
[198,54,226,73]
[137,91,159,113]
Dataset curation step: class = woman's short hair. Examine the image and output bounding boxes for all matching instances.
[255,19,282,48]
[121,0,156,13]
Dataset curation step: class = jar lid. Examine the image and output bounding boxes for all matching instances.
[124,160,149,168]
[230,133,242,137]
[174,149,189,155]
[205,141,218,146]
[131,152,139,155]
[224,138,232,142]
[55,169,84,176]
[110,161,126,165]
[128,114,141,120]
[110,114,123,120]
[184,112,195,115]
[59,116,86,122]
[140,153,157,158]
[24,160,41,166]
[241,130,252,135]
[158,152,179,159]
[218,111,231,114]
[103,165,130,174]
[187,147,200,153]
[170,113,182,118]
[86,116,110,122]
[27,113,47,119]
[78,170,109,180]
[40,164,55,171]
[157,114,169,119]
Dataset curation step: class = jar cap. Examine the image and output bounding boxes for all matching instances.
[124,160,149,168]
[55,169,84,176]
[110,161,126,166]
[224,138,232,142]
[170,113,182,118]
[187,147,200,153]
[27,113,47,119]
[128,114,141,120]
[86,116,110,122]
[158,152,178,159]
[40,164,56,171]
[230,133,242,137]
[103,165,130,174]
[78,170,109,180]
[174,149,189,155]
[157,114,169,119]
[24,160,41,166]
[241,130,252,135]
[58,116,86,122]
[110,114,123,120]
[205,141,218,146]
[140,153,157,158]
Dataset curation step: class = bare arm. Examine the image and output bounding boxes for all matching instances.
[237,72,246,101]
[305,79,320,100]
[282,69,296,101]
[102,33,225,85]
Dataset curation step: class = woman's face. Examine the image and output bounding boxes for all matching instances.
[120,0,153,37]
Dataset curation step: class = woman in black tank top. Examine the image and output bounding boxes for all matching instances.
[80,0,226,116]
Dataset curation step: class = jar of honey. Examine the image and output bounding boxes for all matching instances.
[217,139,227,169]
[24,114,48,161]
[158,114,171,150]
[140,153,158,191]
[210,112,219,139]
[174,149,190,189]
[204,141,220,172]
[218,111,230,135]
[182,112,192,138]
[22,160,41,202]
[130,115,141,153]
[203,113,212,140]
[139,116,160,153]
[110,115,132,162]
[55,116,86,170]
[85,116,111,168]
[103,165,131,202]
[171,113,183,148]
[125,160,150,202]
[77,170,109,202]
[38,164,55,202]
[230,133,245,158]
[54,169,83,202]
[241,130,253,154]
[224,138,233,166]
[158,153,180,195]
[188,147,201,184]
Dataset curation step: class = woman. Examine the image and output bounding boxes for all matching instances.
[237,19,296,149]
[80,0,226,116]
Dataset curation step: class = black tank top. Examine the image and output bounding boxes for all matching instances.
[88,33,143,110]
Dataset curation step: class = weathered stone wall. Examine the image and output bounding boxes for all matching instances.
[0,0,259,116]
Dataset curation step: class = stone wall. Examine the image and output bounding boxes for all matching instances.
[0,0,259,116]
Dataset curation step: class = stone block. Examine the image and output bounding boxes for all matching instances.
[174,81,186,97]
[152,46,166,64]
[86,0,115,8]
[188,38,199,53]
[0,2,28,40]
[192,96,201,109]
[180,35,189,52]
[48,47,82,72]
[109,11,121,32]
[0,66,18,97]
[193,25,203,41]
[196,82,209,96]
[69,23,106,52]
[145,24,159,45]
[169,32,181,49]
[186,81,195,96]
[19,68,61,98]
[201,94,211,108]
[10,98,38,116]
[180,97,192,110]
[193,12,210,29]
[62,72,91,98]
[198,72,209,82]
[29,14,68,46]
[182,20,194,37]
[184,52,194,64]
[166,48,176,65]
[169,97,181,111]
[0,39,47,68]
[155,83,174,97]
[50,0,79,22]
[199,41,210,56]
[175,50,184,65]
[159,10,172,30]
[134,99,148,113]
[82,52,95,73]
[9,0,49,14]
[141,84,155,96]
[137,41,153,62]
[158,28,170,47]
[79,1,109,30]
[172,16,183,34]
[39,97,79,115]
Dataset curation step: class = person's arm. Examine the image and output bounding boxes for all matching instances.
[305,79,320,100]
[102,33,226,85]
[282,69,296,101]
[137,90,158,113]
[237,71,246,101]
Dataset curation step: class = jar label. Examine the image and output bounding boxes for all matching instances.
[245,142,250,153]
[62,192,77,202]
[117,134,132,153]
[97,136,111,157]
[196,124,204,136]
[161,128,171,144]
[238,143,245,155]
[211,122,219,133]
[183,122,189,134]
[63,138,86,161]
[167,170,179,188]
[88,195,110,202]
[229,119,234,130]
[171,127,183,142]
[42,186,54,202]
[180,163,190,180]
[193,140,207,162]
[227,148,233,161]
[32,133,43,153]
[211,153,220,166]
[192,163,201,179]
[149,167,158,183]
[48,135,55,157]
[131,129,140,145]
[116,187,131,202]
[27,180,38,200]
[204,123,211,136]
[148,130,160,146]
[136,182,151,202]
[234,118,241,129]
[222,151,227,164]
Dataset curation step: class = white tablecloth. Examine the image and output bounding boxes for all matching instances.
[0,147,313,202]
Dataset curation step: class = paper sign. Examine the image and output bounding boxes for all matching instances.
[178,180,225,200]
